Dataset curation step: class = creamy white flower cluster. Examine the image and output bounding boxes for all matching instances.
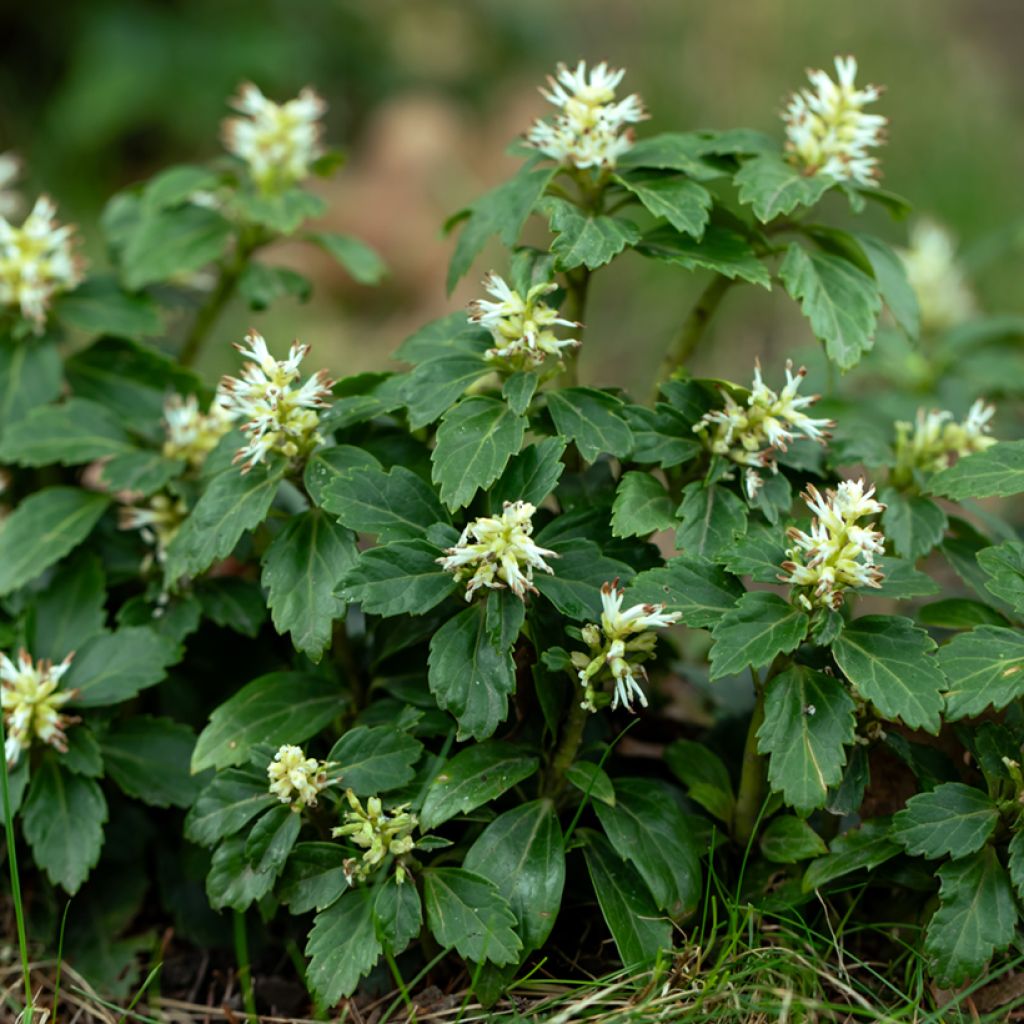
[0,195,83,330]
[780,479,886,611]
[1,650,78,766]
[527,60,646,170]
[222,83,327,192]
[437,501,557,602]
[694,361,834,500]
[894,400,996,479]
[118,493,188,568]
[0,153,22,219]
[332,789,418,885]
[783,56,886,188]
[217,331,334,472]
[468,273,579,371]
[572,581,680,713]
[267,744,331,809]
[897,220,975,333]
[162,393,234,469]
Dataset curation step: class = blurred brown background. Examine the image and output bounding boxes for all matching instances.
[2,0,1022,394]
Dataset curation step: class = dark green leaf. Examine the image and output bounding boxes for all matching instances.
[542,196,640,270]
[0,397,134,466]
[664,740,734,825]
[122,205,233,290]
[721,522,788,583]
[880,488,947,561]
[0,337,62,431]
[100,716,199,809]
[918,599,1008,630]
[238,263,311,311]
[338,539,457,617]
[802,819,900,891]
[206,832,277,911]
[195,578,266,638]
[327,725,423,796]
[303,444,382,506]
[566,762,616,807]
[611,472,674,538]
[373,875,422,954]
[892,782,998,859]
[614,171,712,237]
[939,626,1024,720]
[709,592,808,680]
[54,276,163,337]
[322,465,447,542]
[622,404,701,468]
[636,224,771,288]
[423,868,521,965]
[401,350,492,429]
[929,440,1024,500]
[734,152,832,222]
[533,539,634,621]
[977,541,1024,613]
[627,555,743,629]
[675,482,748,560]
[280,842,349,913]
[233,187,325,234]
[64,626,180,707]
[851,232,920,338]
[547,387,633,462]
[28,552,106,660]
[308,231,387,285]
[760,815,828,864]
[244,804,301,875]
[492,438,566,508]
[185,766,276,847]
[502,372,538,416]
[306,889,381,1003]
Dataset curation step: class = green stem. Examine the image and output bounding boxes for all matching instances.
[733,667,768,847]
[558,266,591,388]
[542,685,589,798]
[0,721,32,1023]
[652,274,733,401]
[233,910,257,1023]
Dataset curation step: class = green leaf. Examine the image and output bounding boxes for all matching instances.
[566,762,616,807]
[664,740,734,825]
[867,556,940,600]
[402,350,492,429]
[394,310,490,363]
[611,472,675,538]
[142,165,221,210]
[0,487,110,597]
[880,488,948,561]
[709,592,808,680]
[432,397,525,510]
[760,816,828,864]
[929,440,1024,499]
[100,716,199,808]
[373,875,422,954]
[925,847,1018,987]
[542,196,640,271]
[779,244,881,370]
[60,727,104,778]
[532,539,634,621]
[54,275,163,337]
[0,397,134,466]
[622,404,701,469]
[28,552,106,661]
[594,779,702,918]
[122,204,233,290]
[192,672,346,772]
[636,224,771,288]
[734,153,833,222]
[303,444,381,507]
[0,337,62,431]
[581,831,671,969]
[614,171,712,237]
[206,831,277,911]
[423,868,522,966]
[262,511,357,660]
[185,766,276,847]
[447,162,555,291]
[892,783,999,860]
[939,626,1024,720]
[978,541,1024,613]
[464,800,565,955]
[758,665,855,814]
[427,593,521,741]
[194,578,266,638]
[307,231,387,285]
[327,725,423,797]
[492,438,566,508]
[546,387,633,462]
[238,262,311,310]
[802,819,901,891]
[1009,831,1024,904]
[918,598,1009,630]
[338,539,457,617]
[244,804,301,875]
[831,616,942,733]
[280,842,350,913]
[22,757,107,893]
[100,450,183,495]
[721,522,788,583]
[851,232,920,338]
[618,130,736,177]
[164,459,286,581]
[306,889,381,1004]
[420,741,539,830]
[627,555,743,629]
[502,371,538,416]
[233,187,325,234]
[64,626,180,708]
[675,482,748,560]
[322,465,447,542]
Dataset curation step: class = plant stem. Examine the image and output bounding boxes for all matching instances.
[558,266,591,388]
[233,910,257,1023]
[733,667,767,847]
[0,721,32,1024]
[652,274,733,401]
[542,685,588,798]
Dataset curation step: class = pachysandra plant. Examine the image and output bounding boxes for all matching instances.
[0,53,1022,1012]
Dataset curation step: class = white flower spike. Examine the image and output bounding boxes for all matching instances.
[222,83,327,192]
[780,479,886,611]
[894,400,997,480]
[267,744,331,809]
[572,580,681,713]
[897,220,975,333]
[217,330,334,472]
[468,273,579,371]
[0,195,83,330]
[527,60,646,170]
[0,650,78,765]
[437,500,557,602]
[783,56,887,187]
[119,493,189,568]
[162,393,234,469]
[694,360,833,499]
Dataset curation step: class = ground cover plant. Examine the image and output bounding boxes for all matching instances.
[0,50,1023,1022]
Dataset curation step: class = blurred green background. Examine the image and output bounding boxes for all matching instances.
[3,0,1022,394]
